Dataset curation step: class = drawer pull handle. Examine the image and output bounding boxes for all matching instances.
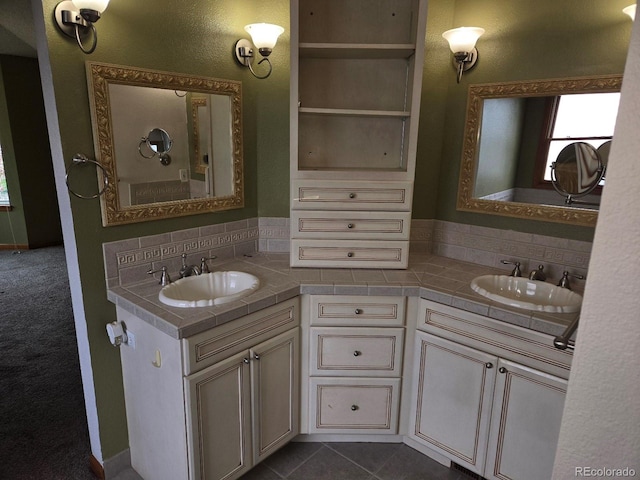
[499,367,507,374]
[347,223,354,229]
[351,405,359,411]
[243,358,250,364]
[485,362,493,369]
[353,350,362,357]
[347,252,354,258]
[354,308,362,314]
[348,193,356,199]
[254,354,261,360]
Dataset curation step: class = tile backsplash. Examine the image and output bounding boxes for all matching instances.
[103,217,592,292]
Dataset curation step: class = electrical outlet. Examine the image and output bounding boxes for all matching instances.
[179,169,188,182]
[127,331,136,349]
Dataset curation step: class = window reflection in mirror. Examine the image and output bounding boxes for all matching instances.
[457,75,622,227]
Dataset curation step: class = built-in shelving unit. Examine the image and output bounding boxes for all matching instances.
[290,0,428,268]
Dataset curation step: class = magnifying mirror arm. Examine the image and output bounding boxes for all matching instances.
[138,137,156,158]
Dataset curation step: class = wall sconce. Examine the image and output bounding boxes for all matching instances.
[442,27,485,83]
[54,0,109,54]
[235,23,284,79]
[623,4,636,20]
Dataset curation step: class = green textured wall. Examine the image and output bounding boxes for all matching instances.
[0,55,61,248]
[414,0,632,241]
[36,0,289,458]
[34,0,631,462]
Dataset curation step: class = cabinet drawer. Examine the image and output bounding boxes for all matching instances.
[182,298,299,375]
[311,295,406,326]
[310,327,404,376]
[309,377,401,434]
[291,210,411,240]
[291,180,412,211]
[417,299,573,379]
[291,239,408,269]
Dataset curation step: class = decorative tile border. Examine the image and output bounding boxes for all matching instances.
[103,216,593,291]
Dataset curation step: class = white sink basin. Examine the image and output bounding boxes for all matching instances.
[159,271,260,308]
[470,275,582,313]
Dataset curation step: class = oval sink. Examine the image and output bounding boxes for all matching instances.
[159,271,260,308]
[470,275,582,313]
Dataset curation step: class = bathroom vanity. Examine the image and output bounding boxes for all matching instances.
[108,252,574,480]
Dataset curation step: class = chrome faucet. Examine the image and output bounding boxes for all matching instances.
[557,271,585,290]
[529,264,546,281]
[147,266,172,286]
[500,260,522,277]
[179,253,201,278]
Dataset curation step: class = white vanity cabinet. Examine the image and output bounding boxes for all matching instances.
[185,327,300,480]
[409,300,571,479]
[289,0,428,268]
[117,298,300,480]
[305,295,406,434]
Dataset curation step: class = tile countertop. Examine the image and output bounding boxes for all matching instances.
[106,252,580,340]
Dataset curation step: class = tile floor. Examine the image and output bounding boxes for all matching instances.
[239,442,467,480]
[110,441,469,480]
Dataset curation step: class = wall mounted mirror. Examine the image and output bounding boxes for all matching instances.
[457,75,622,227]
[86,62,244,226]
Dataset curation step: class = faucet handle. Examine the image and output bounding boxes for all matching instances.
[200,256,217,273]
[557,271,585,290]
[501,260,522,277]
[147,266,171,286]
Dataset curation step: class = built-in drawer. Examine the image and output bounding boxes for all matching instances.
[310,327,404,376]
[291,239,408,269]
[291,210,411,240]
[310,295,406,327]
[417,299,573,379]
[309,377,401,434]
[181,298,299,375]
[291,180,413,211]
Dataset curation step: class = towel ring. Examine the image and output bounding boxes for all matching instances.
[65,153,109,199]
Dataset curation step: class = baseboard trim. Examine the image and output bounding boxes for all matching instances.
[90,455,105,480]
[0,243,29,250]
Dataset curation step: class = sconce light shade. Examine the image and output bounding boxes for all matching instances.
[54,0,109,54]
[72,0,110,13]
[442,27,485,53]
[623,4,636,20]
[244,23,284,55]
[235,23,285,79]
[442,26,485,84]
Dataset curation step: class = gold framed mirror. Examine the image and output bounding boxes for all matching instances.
[457,74,622,227]
[86,62,244,226]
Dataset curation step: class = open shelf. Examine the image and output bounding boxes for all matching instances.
[299,43,416,59]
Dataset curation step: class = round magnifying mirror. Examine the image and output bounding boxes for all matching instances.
[551,142,604,198]
[146,128,173,155]
[597,140,612,168]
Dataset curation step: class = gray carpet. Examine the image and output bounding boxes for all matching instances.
[0,246,95,479]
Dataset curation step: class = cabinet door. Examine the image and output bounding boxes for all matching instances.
[251,328,300,465]
[409,332,497,475]
[484,359,567,480]
[185,351,252,480]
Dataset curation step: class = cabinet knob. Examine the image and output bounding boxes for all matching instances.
[354,308,362,314]
[347,223,354,229]
[347,252,354,258]
[499,367,507,374]
[253,353,261,361]
[485,362,493,369]
[243,358,250,364]
[348,193,356,199]
[353,350,362,357]
[351,405,359,411]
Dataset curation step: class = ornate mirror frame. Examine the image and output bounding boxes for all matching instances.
[457,74,622,227]
[86,62,244,226]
